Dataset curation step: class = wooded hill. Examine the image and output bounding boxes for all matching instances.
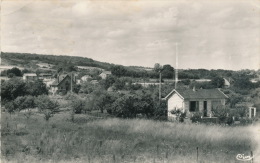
[1,52,259,80]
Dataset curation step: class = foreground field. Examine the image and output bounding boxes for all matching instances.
[1,111,259,163]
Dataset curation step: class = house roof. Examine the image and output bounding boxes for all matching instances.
[23,73,37,76]
[223,78,230,86]
[100,71,111,75]
[39,73,52,76]
[50,74,75,86]
[164,88,228,100]
[81,75,92,79]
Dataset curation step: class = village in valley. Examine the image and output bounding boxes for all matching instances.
[1,0,260,163]
[1,52,260,162]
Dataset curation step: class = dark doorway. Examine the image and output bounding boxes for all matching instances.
[189,101,199,112]
[65,81,70,92]
[203,101,207,116]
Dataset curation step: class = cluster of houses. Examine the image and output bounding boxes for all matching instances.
[9,70,112,95]
[1,66,257,122]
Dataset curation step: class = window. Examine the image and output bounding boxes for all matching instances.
[190,101,199,112]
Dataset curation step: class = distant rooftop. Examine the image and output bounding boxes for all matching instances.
[23,73,37,76]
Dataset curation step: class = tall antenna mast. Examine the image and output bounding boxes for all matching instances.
[175,43,178,89]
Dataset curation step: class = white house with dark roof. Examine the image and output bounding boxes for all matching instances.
[163,88,228,120]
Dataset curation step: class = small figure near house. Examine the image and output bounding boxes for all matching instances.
[163,88,228,121]
[99,71,111,79]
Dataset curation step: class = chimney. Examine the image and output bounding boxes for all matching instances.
[193,86,196,92]
[57,73,60,83]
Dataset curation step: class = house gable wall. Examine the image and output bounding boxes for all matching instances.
[167,93,184,120]
[58,76,74,91]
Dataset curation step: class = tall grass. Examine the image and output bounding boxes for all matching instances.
[1,112,258,163]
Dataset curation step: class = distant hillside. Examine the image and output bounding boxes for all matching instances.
[1,52,259,80]
[1,52,114,70]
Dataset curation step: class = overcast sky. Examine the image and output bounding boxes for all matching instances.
[1,0,260,70]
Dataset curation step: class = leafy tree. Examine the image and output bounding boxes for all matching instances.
[93,91,118,113]
[230,106,247,119]
[7,67,22,77]
[101,75,116,89]
[4,101,17,116]
[14,95,35,111]
[35,95,59,121]
[113,78,126,90]
[210,77,224,88]
[89,68,102,77]
[26,80,48,96]
[22,69,31,74]
[70,97,87,114]
[111,65,127,77]
[110,94,136,117]
[73,84,81,94]
[1,78,27,101]
[154,63,162,73]
[228,94,243,108]
[153,101,167,120]
[161,64,174,79]
[7,73,15,78]
[67,65,77,72]
[80,82,96,94]
[1,70,7,76]
[233,76,254,90]
[109,91,154,118]
[212,105,230,123]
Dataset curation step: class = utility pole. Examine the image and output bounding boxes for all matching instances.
[70,72,72,93]
[159,70,162,104]
[175,43,178,89]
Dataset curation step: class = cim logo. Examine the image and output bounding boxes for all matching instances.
[236,154,254,161]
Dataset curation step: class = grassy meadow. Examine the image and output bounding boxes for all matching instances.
[1,111,259,163]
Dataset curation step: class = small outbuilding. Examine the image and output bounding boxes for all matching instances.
[23,73,38,81]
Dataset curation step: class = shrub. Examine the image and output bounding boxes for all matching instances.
[14,95,35,111]
[110,92,154,118]
[26,80,48,96]
[1,78,27,101]
[190,112,203,123]
[7,67,22,77]
[70,98,87,114]
[212,105,230,123]
[35,95,59,121]
[153,101,167,120]
[4,101,16,115]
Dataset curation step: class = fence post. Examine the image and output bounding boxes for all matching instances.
[99,140,102,147]
[113,154,116,163]
[157,144,159,157]
[88,155,91,163]
[196,147,199,163]
[165,147,168,163]
[251,151,253,163]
